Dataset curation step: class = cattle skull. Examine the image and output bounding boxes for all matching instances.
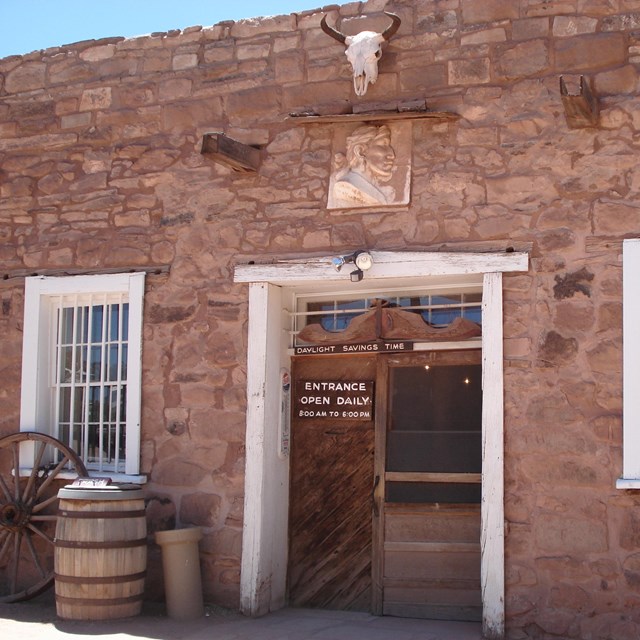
[320,12,401,96]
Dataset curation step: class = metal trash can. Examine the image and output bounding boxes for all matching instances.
[155,527,204,620]
[54,484,147,620]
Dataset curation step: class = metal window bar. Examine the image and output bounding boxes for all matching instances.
[114,297,124,472]
[82,305,88,461]
[52,296,64,463]
[292,300,482,318]
[70,297,80,461]
[98,294,107,471]
[83,299,93,467]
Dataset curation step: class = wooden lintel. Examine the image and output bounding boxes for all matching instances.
[287,110,460,124]
[234,250,529,284]
[1,264,171,282]
[201,132,261,173]
[560,75,599,129]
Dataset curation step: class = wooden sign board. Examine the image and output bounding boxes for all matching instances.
[294,340,413,356]
[294,380,374,421]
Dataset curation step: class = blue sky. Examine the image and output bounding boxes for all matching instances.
[0,1,325,59]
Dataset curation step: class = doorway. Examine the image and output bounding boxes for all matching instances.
[236,256,524,636]
[288,349,482,620]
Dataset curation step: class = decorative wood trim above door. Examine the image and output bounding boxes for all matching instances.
[297,301,481,344]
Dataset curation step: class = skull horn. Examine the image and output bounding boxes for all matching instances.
[381,12,401,41]
[320,14,346,44]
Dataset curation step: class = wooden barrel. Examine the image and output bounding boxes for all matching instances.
[54,485,147,620]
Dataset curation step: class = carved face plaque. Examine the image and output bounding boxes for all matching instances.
[327,121,411,210]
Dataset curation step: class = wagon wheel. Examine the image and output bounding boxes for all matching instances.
[0,432,88,603]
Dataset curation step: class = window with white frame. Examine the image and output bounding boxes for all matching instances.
[20,273,145,478]
[619,239,640,488]
[291,284,483,348]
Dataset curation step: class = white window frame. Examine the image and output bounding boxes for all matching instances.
[20,272,145,481]
[618,239,640,488]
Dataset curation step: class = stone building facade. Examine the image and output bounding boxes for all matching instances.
[1,1,640,638]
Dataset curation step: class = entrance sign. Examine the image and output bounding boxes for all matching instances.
[294,340,413,355]
[294,380,374,420]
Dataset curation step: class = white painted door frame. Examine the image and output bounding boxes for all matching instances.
[234,250,528,640]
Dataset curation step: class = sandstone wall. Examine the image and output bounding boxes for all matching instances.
[2,0,640,636]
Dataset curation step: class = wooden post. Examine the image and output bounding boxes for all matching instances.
[481,272,505,640]
[560,76,599,129]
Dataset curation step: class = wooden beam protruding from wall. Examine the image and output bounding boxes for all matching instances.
[201,132,261,173]
[560,75,599,129]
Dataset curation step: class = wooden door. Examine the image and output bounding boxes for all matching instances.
[288,354,377,611]
[373,350,482,621]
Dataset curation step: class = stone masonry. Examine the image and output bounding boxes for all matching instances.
[2,0,640,637]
